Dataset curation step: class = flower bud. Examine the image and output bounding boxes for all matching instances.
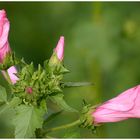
[79,102,97,133]
[0,9,11,64]
[92,85,140,125]
[54,36,64,61]
[2,66,19,84]
[26,87,33,94]
[49,36,64,66]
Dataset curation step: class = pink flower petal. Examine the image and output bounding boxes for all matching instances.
[98,86,139,111]
[92,85,140,124]
[54,36,64,61]
[7,66,19,84]
[0,9,11,63]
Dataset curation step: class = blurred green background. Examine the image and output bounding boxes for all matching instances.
[0,2,140,138]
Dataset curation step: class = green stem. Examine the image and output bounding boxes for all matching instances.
[3,70,12,85]
[45,119,80,133]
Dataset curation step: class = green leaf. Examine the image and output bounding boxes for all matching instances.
[50,94,78,112]
[62,82,93,88]
[0,85,7,103]
[14,105,45,138]
[0,97,21,115]
[43,111,62,126]
[63,128,81,138]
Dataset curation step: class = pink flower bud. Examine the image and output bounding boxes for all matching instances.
[54,36,64,61]
[2,66,19,84]
[0,9,11,63]
[26,87,33,94]
[92,85,140,125]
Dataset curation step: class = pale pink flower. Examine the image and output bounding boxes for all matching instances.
[2,66,19,84]
[54,36,64,61]
[0,9,11,63]
[92,85,140,125]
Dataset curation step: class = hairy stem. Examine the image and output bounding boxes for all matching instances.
[3,70,12,84]
[45,119,80,134]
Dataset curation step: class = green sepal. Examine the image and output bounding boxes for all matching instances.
[58,64,70,74]
[48,52,60,67]
[18,62,34,81]
[49,94,78,112]
[0,52,19,70]
[19,57,28,66]
[79,101,98,133]
[48,52,69,74]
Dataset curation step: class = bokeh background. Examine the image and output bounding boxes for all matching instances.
[0,2,140,138]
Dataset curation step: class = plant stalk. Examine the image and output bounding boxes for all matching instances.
[45,119,80,133]
[3,70,12,85]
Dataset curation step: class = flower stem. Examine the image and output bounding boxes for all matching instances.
[45,119,80,133]
[3,70,12,85]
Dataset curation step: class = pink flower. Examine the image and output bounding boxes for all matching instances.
[0,10,18,84]
[2,66,19,84]
[54,36,64,61]
[92,85,140,125]
[0,9,11,63]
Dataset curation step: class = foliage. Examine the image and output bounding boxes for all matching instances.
[14,105,45,138]
[0,51,93,138]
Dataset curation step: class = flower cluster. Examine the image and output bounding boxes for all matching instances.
[1,9,140,138]
[0,10,68,106]
[0,9,65,83]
